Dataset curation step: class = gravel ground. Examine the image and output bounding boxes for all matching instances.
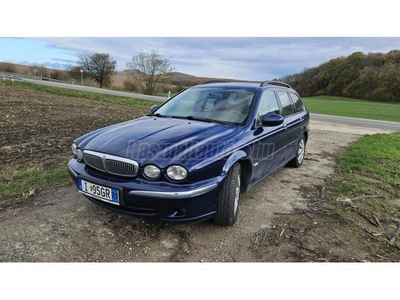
[0,121,387,262]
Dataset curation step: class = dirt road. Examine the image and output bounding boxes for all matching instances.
[0,122,390,262]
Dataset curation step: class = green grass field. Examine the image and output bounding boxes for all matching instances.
[332,132,400,235]
[302,96,400,122]
[339,132,400,188]
[0,166,69,201]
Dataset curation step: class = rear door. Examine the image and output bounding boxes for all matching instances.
[276,91,302,161]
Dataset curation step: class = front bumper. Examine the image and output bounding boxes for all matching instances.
[68,159,223,222]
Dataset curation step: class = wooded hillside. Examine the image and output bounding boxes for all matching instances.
[281,50,400,102]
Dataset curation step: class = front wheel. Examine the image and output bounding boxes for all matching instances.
[214,163,241,226]
[288,136,306,168]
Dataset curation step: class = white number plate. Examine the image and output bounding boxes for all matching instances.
[78,178,120,205]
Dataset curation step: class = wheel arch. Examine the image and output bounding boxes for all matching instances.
[303,128,309,143]
[222,150,252,192]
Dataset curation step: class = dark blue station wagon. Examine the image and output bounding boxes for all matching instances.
[68,81,309,226]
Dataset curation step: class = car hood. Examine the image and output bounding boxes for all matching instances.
[80,116,242,167]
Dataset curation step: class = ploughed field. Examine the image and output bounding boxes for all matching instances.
[0,83,149,169]
[0,83,148,202]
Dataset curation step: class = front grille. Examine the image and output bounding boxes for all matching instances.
[105,159,137,177]
[83,150,139,177]
[83,153,106,172]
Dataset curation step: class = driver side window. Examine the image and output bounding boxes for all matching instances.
[258,92,280,124]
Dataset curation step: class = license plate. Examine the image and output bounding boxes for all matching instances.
[78,178,120,205]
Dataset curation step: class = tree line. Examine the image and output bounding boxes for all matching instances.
[76,50,174,94]
[281,50,400,102]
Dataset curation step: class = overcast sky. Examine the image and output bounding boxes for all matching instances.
[1,1,400,81]
[1,37,400,81]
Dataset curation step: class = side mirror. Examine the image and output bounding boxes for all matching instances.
[261,114,284,126]
[150,105,159,113]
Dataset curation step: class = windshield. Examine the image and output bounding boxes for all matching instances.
[152,87,256,125]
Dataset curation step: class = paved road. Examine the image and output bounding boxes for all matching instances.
[310,113,400,132]
[23,78,400,132]
[22,78,167,102]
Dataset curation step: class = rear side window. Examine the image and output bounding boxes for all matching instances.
[277,91,295,117]
[289,92,305,112]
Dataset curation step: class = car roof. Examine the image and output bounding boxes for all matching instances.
[195,82,260,89]
[193,81,296,92]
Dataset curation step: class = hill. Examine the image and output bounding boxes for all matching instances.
[168,72,196,78]
[0,61,72,81]
[0,62,200,93]
[0,61,251,95]
[281,50,400,103]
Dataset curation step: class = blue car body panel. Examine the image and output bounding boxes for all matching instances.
[68,82,310,223]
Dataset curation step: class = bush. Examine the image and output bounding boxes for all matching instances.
[123,80,139,92]
[0,63,17,73]
[50,70,70,81]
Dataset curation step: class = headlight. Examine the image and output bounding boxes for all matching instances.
[143,165,161,179]
[71,143,77,156]
[166,165,187,181]
[76,148,83,161]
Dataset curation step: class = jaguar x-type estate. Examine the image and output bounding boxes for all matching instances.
[68,81,309,226]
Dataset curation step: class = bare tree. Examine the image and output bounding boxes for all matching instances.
[126,50,175,95]
[78,53,116,88]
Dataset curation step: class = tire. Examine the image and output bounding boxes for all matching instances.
[214,163,241,226]
[288,135,306,168]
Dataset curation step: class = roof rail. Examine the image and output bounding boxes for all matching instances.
[260,80,292,89]
[201,80,229,84]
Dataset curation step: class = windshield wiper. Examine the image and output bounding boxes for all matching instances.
[151,114,228,125]
[148,113,166,117]
[185,115,228,125]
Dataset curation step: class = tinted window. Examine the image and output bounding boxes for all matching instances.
[277,91,295,117]
[155,87,256,124]
[258,92,280,117]
[203,92,225,111]
[289,92,304,112]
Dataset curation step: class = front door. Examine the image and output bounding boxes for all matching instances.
[250,91,286,184]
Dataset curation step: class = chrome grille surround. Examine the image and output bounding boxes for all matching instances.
[83,150,139,177]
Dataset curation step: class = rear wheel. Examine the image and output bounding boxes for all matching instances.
[214,163,241,226]
[288,136,306,167]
